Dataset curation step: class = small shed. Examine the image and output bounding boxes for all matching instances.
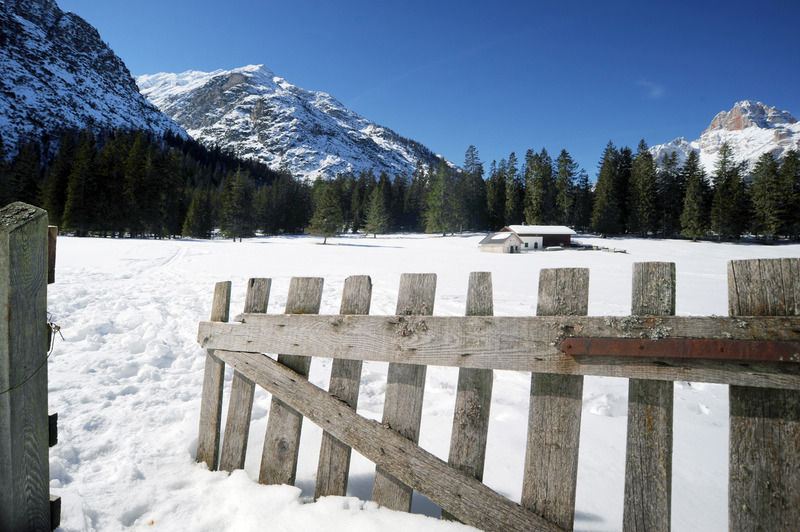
[500,225,576,250]
[478,232,524,253]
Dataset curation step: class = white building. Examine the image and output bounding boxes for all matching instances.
[478,232,524,253]
[500,225,576,250]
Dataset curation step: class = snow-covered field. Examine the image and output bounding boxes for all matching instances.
[47,233,800,531]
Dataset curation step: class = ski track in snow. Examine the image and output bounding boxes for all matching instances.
[45,234,800,531]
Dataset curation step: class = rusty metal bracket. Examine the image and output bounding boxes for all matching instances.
[560,337,800,363]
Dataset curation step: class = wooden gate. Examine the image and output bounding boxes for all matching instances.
[195,259,800,531]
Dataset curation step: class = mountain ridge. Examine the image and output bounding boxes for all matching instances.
[650,100,800,174]
[0,0,185,156]
[137,64,442,180]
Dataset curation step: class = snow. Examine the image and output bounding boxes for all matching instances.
[505,225,576,235]
[650,100,800,175]
[47,233,800,531]
[136,65,436,180]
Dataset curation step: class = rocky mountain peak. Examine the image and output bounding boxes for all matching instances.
[704,100,797,134]
[0,0,184,156]
[651,101,800,175]
[138,64,441,180]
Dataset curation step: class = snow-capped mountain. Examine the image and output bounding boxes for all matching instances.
[137,65,441,180]
[0,0,184,156]
[650,100,800,174]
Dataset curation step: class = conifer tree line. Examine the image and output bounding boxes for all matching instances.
[2,128,799,241]
[0,129,312,239]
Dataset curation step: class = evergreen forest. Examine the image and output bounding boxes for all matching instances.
[2,129,799,242]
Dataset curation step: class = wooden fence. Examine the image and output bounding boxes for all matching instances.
[195,259,800,532]
[0,202,60,532]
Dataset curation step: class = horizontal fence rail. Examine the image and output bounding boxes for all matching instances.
[195,258,800,532]
[198,315,800,389]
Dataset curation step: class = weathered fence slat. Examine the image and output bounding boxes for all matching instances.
[315,275,372,499]
[728,258,800,530]
[219,278,271,472]
[259,277,323,485]
[196,281,231,470]
[623,262,674,532]
[0,203,51,531]
[198,315,800,389]
[521,268,589,529]
[216,349,563,532]
[372,273,437,512]
[47,225,57,285]
[442,271,494,522]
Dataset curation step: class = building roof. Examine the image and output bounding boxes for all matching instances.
[479,232,520,245]
[502,225,576,236]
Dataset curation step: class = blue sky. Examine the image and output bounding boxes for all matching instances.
[58,0,800,177]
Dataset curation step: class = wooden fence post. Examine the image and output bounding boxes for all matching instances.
[219,278,271,472]
[259,277,323,486]
[196,281,231,470]
[442,271,493,522]
[0,203,52,531]
[315,275,372,499]
[521,268,589,530]
[728,258,800,530]
[372,273,437,512]
[623,262,675,531]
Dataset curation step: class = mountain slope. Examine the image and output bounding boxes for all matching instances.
[650,100,800,174]
[137,65,441,180]
[0,0,184,155]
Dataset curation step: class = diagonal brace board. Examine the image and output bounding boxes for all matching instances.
[214,349,563,532]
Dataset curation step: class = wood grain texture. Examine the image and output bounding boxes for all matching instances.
[47,225,57,285]
[315,275,372,499]
[198,315,800,389]
[443,272,493,522]
[522,268,589,530]
[196,281,231,471]
[728,258,800,531]
[259,277,323,486]
[623,262,675,532]
[373,273,436,512]
[217,349,563,532]
[220,278,272,472]
[0,203,51,532]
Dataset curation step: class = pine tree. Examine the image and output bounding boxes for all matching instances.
[572,169,593,231]
[308,182,344,244]
[364,185,390,237]
[41,133,76,226]
[375,171,393,229]
[220,168,255,241]
[750,152,786,239]
[710,143,747,239]
[485,160,506,229]
[655,152,685,237]
[628,140,657,236]
[615,146,633,231]
[554,149,577,226]
[462,145,487,230]
[679,151,708,241]
[524,148,554,224]
[182,188,214,238]
[504,152,524,224]
[62,131,96,236]
[9,141,42,205]
[591,142,623,235]
[404,162,428,232]
[425,159,456,235]
[778,150,800,237]
[123,132,149,236]
[390,174,409,231]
